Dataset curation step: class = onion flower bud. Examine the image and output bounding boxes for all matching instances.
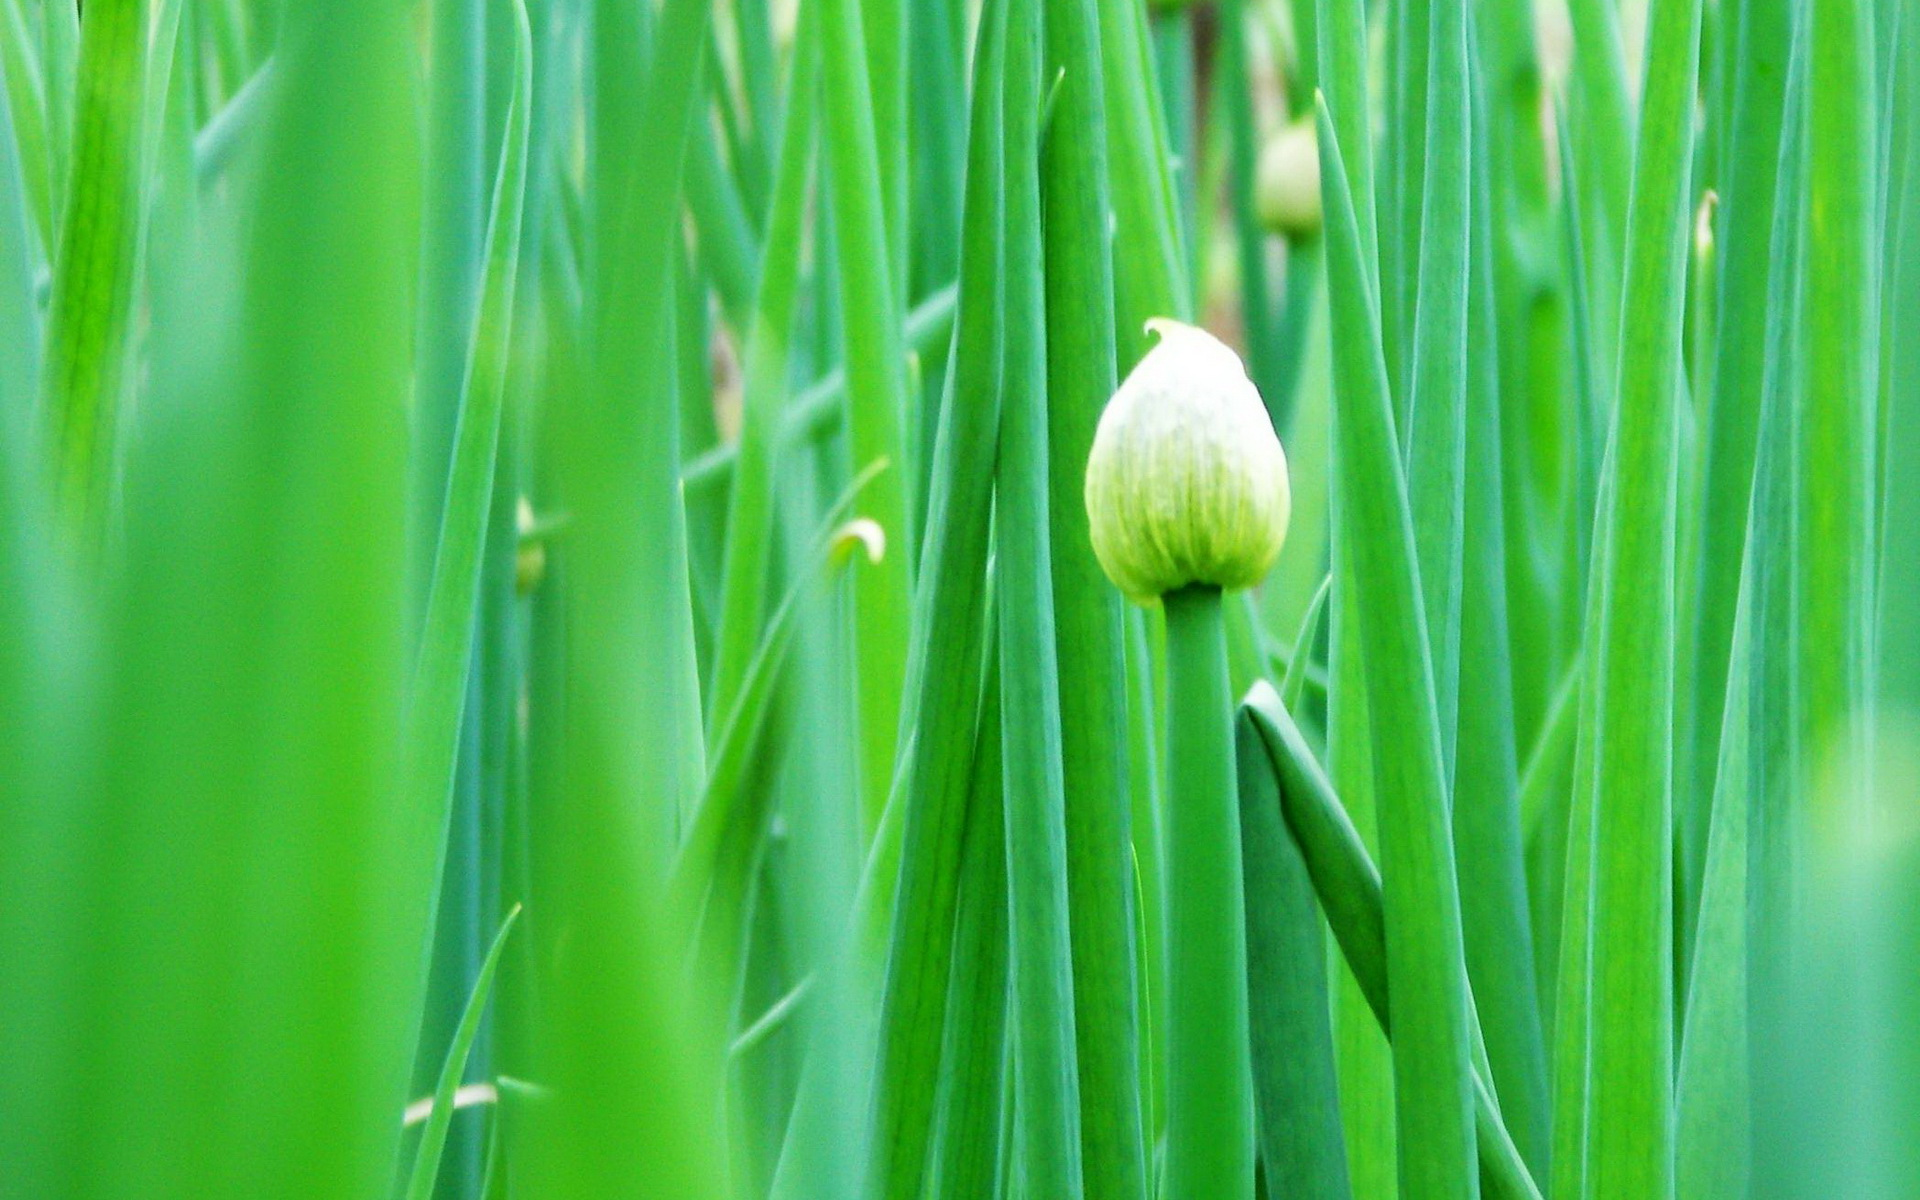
[1084,318,1292,603]
[1256,118,1323,238]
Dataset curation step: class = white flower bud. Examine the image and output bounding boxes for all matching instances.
[1256,119,1322,238]
[1084,319,1292,603]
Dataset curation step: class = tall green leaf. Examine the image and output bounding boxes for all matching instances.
[1674,582,1754,1198]
[1316,96,1480,1200]
[1580,0,1704,1191]
[413,0,491,621]
[1040,0,1149,1192]
[1455,51,1549,1178]
[925,664,1011,1200]
[528,0,730,1190]
[0,0,52,266]
[75,1,424,1193]
[1311,2,1392,1185]
[1797,0,1878,803]
[996,1,1084,1193]
[1402,0,1470,778]
[1682,0,1791,941]
[1100,0,1191,352]
[1561,0,1635,401]
[865,2,1009,1191]
[821,0,914,829]
[707,11,819,749]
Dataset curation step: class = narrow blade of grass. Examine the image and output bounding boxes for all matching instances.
[1532,119,1602,1127]
[868,0,908,289]
[1518,659,1582,1022]
[1882,0,1920,706]
[191,54,276,187]
[1377,0,1430,407]
[1313,0,1376,283]
[40,0,77,227]
[1745,27,1811,1177]
[412,0,492,617]
[1561,0,1635,402]
[1217,0,1283,410]
[405,906,523,1200]
[686,108,762,339]
[1312,6,1390,1181]
[1552,101,1603,706]
[1279,573,1332,712]
[1472,0,1562,752]
[761,458,870,1198]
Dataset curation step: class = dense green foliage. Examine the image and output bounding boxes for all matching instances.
[0,0,1915,1197]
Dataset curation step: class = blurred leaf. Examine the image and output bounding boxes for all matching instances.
[707,8,819,752]
[41,0,146,533]
[408,0,532,977]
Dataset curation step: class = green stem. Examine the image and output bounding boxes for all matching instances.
[1160,584,1254,1200]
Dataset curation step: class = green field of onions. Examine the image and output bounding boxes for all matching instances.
[1,0,1916,1195]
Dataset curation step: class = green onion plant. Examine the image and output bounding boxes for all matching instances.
[0,0,1913,1197]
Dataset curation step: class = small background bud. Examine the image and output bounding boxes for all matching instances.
[1256,120,1322,238]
